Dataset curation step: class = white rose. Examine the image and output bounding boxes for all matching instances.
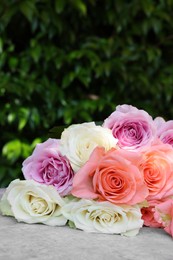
[59,122,118,172]
[61,198,143,236]
[0,179,67,226]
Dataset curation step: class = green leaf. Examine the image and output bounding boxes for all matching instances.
[18,107,30,131]
[141,0,154,17]
[2,139,22,163]
[72,0,87,16]
[30,45,42,63]
[21,143,32,158]
[7,112,16,124]
[62,72,75,88]
[8,57,18,71]
[68,220,76,229]
[19,0,36,22]
[151,18,162,34]
[48,125,67,139]
[55,0,66,14]
[0,38,3,53]
[31,138,43,150]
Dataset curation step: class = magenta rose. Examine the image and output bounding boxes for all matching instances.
[103,104,156,151]
[154,117,173,147]
[22,138,74,196]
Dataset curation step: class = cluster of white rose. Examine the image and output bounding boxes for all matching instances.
[0,179,143,236]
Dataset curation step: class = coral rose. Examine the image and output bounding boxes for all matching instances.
[72,147,148,205]
[154,199,173,237]
[139,143,173,201]
[141,200,164,228]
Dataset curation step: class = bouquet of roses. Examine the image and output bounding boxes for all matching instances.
[1,104,173,237]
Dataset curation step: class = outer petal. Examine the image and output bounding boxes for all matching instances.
[72,147,105,199]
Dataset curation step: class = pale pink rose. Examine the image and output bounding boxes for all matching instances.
[155,117,173,147]
[154,199,173,237]
[103,104,156,151]
[141,200,164,228]
[139,143,173,201]
[154,117,165,129]
[72,147,148,205]
[22,138,74,196]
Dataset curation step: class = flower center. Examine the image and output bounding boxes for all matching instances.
[30,196,48,214]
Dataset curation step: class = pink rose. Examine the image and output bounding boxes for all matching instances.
[154,199,173,237]
[141,200,164,228]
[139,143,173,201]
[72,147,148,205]
[155,117,173,147]
[22,138,74,196]
[103,104,156,151]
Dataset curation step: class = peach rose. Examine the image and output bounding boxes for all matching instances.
[72,147,148,205]
[141,200,164,228]
[154,198,173,237]
[139,144,173,201]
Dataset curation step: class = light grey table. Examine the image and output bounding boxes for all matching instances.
[0,189,173,260]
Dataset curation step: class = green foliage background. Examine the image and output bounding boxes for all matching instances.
[1,0,173,187]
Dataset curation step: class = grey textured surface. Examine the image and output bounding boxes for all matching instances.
[0,189,172,260]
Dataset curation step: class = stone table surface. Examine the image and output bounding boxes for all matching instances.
[0,189,173,260]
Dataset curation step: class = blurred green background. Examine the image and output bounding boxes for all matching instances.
[1,0,173,187]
